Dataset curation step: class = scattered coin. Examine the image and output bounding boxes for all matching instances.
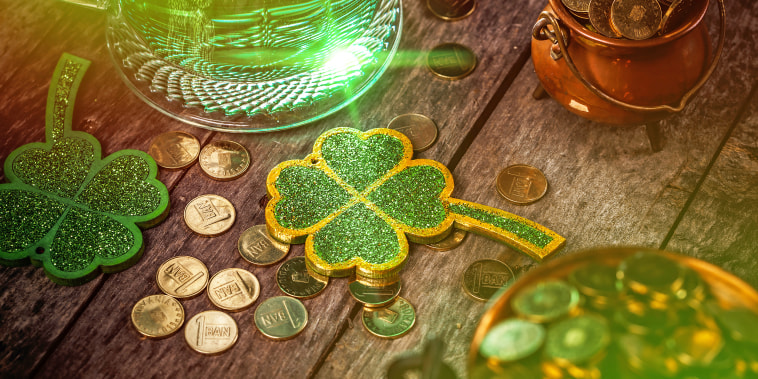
[512,279,580,322]
[496,164,548,205]
[131,294,185,338]
[426,0,476,21]
[427,43,477,80]
[156,256,209,298]
[198,140,250,181]
[610,0,662,40]
[276,256,328,299]
[207,268,260,312]
[589,0,623,38]
[362,297,416,339]
[254,296,309,340]
[562,0,590,13]
[479,319,545,362]
[148,131,201,170]
[349,280,401,308]
[184,194,236,237]
[184,310,238,354]
[387,114,439,152]
[237,224,290,266]
[462,259,515,301]
[426,229,467,252]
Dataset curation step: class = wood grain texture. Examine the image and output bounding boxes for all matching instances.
[315,0,758,376]
[666,86,758,288]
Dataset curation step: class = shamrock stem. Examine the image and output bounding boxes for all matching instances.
[447,198,565,261]
[46,53,91,143]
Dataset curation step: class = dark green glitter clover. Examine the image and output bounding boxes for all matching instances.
[0,54,169,285]
[265,128,565,282]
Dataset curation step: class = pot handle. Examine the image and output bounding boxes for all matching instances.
[531,0,726,114]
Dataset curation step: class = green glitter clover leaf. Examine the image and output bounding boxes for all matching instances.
[265,128,565,282]
[0,54,169,286]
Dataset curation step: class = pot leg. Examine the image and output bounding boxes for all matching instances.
[645,122,664,152]
[532,83,548,100]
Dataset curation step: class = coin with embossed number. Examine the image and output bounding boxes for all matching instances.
[610,0,662,40]
[276,256,328,299]
[427,43,477,80]
[237,225,290,266]
[207,268,260,312]
[349,280,401,308]
[496,164,548,205]
[589,0,623,38]
[426,229,467,252]
[462,259,515,301]
[199,140,250,181]
[362,297,416,339]
[131,294,185,338]
[184,194,236,237]
[387,114,439,152]
[148,131,200,170]
[156,256,209,298]
[254,296,309,340]
[184,310,238,354]
[426,0,476,21]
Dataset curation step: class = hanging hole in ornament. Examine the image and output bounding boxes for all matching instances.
[35,247,45,254]
[311,158,320,165]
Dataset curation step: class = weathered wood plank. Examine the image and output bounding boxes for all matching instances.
[25,0,551,377]
[665,85,758,288]
[0,6,214,377]
[315,0,758,376]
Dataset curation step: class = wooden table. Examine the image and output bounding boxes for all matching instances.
[1,0,756,377]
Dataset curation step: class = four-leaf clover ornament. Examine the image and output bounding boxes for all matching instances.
[0,54,169,285]
[265,128,565,282]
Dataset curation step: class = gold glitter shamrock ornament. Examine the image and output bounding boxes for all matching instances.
[0,54,169,285]
[265,128,565,282]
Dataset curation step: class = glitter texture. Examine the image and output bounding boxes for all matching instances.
[266,127,565,282]
[368,165,447,229]
[449,202,553,248]
[273,164,350,229]
[313,203,400,265]
[0,54,169,285]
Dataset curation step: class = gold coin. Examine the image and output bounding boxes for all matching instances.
[562,0,591,13]
[184,310,238,354]
[349,280,401,308]
[237,224,290,266]
[254,296,308,340]
[362,297,416,339]
[183,194,236,237]
[610,0,662,40]
[426,0,476,21]
[387,113,439,152]
[462,259,515,301]
[148,131,201,170]
[131,294,185,338]
[198,140,250,181]
[207,268,260,312]
[427,43,477,80]
[496,164,548,205]
[156,256,209,298]
[589,0,623,38]
[276,256,328,299]
[426,228,467,252]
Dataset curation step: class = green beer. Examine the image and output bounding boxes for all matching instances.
[120,0,378,82]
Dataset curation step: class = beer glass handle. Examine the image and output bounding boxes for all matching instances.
[59,0,108,10]
[532,0,726,114]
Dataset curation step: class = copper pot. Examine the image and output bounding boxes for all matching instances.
[531,0,725,125]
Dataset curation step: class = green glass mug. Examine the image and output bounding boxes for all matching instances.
[64,0,402,132]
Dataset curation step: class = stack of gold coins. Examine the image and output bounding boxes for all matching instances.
[472,250,758,378]
[348,277,415,339]
[563,0,672,40]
